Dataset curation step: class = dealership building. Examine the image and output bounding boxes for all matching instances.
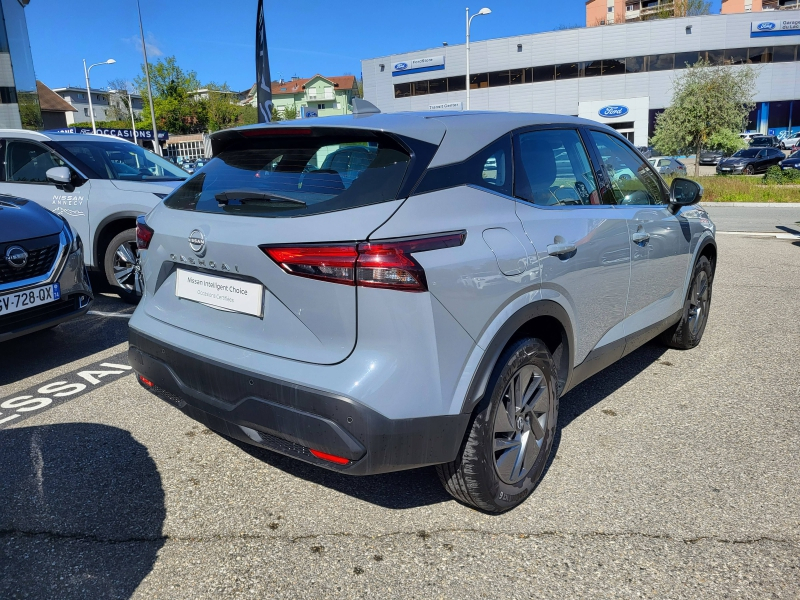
[361,11,800,146]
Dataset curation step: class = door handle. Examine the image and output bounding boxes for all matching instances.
[631,232,650,244]
[547,242,577,256]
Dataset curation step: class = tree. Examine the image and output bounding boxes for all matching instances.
[205,82,241,131]
[706,128,747,155]
[134,56,207,134]
[283,103,297,121]
[238,104,258,126]
[270,105,282,122]
[106,78,139,126]
[674,0,711,17]
[650,60,756,176]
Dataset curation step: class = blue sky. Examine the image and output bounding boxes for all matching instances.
[28,0,722,92]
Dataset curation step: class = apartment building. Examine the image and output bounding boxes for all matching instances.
[52,86,145,125]
[243,75,359,118]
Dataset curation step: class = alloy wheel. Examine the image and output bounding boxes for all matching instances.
[493,364,551,485]
[687,270,709,337]
[113,240,139,293]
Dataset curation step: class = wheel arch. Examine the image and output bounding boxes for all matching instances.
[93,212,140,268]
[460,300,574,415]
[698,236,717,277]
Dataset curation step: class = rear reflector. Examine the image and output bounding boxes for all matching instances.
[136,215,154,250]
[261,232,465,293]
[309,449,350,465]
[138,375,154,388]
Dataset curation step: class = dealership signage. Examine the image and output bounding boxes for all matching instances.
[429,102,463,111]
[392,55,445,77]
[750,20,800,37]
[47,127,169,141]
[598,105,629,118]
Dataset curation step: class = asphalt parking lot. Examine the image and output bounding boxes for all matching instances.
[1,223,799,598]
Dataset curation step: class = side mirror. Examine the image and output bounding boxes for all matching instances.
[669,177,703,208]
[46,166,75,192]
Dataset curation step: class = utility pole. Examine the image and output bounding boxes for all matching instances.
[136,0,161,155]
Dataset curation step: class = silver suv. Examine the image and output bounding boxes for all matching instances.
[129,112,716,512]
[0,130,187,301]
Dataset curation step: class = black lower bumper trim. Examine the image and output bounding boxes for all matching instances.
[129,329,470,475]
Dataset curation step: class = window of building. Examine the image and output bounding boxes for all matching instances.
[509,69,525,84]
[413,80,429,95]
[532,65,554,82]
[394,83,412,98]
[308,88,317,99]
[469,73,488,89]
[488,70,510,87]
[748,47,771,64]
[447,76,466,91]
[555,62,581,80]
[78,93,85,99]
[707,49,725,65]
[608,6,614,11]
[317,103,325,110]
[625,56,647,73]
[428,78,447,94]
[84,108,89,117]
[724,48,748,65]
[583,60,602,77]
[772,45,797,62]
[675,51,702,69]
[602,58,625,76]
[515,129,601,206]
[648,54,674,71]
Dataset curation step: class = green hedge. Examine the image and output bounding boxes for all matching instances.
[763,165,800,185]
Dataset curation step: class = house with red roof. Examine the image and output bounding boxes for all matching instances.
[243,74,359,119]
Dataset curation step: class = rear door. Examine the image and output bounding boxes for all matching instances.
[0,138,91,248]
[587,130,690,338]
[513,127,632,365]
[141,127,438,365]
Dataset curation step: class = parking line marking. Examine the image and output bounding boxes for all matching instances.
[87,310,133,318]
[717,231,800,240]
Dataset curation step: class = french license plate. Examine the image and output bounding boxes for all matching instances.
[720,168,731,172]
[175,269,264,318]
[0,283,60,316]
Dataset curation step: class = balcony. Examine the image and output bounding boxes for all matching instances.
[639,1,674,17]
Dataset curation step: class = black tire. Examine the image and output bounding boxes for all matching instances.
[103,229,140,304]
[745,165,755,176]
[436,338,559,513]
[659,255,713,350]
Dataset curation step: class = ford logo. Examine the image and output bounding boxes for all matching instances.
[5,245,28,269]
[598,105,629,118]
[394,62,408,71]
[757,22,776,30]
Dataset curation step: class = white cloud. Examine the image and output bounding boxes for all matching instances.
[123,32,163,58]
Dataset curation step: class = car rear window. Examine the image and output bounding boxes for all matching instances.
[164,130,411,217]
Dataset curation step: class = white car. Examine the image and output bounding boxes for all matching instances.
[0,130,187,301]
[779,135,800,150]
[649,157,688,176]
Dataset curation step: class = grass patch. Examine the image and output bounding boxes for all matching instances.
[666,174,800,203]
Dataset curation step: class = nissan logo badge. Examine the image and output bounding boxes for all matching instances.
[5,245,28,269]
[188,229,206,254]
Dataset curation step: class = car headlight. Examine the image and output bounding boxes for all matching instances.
[58,216,82,254]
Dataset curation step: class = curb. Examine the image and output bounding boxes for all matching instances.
[700,202,800,207]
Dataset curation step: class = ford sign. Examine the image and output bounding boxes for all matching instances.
[394,62,408,71]
[598,105,629,118]
[757,22,776,31]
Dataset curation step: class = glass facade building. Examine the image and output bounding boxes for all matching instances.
[0,0,41,130]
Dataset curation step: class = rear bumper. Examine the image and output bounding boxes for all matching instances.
[128,329,470,475]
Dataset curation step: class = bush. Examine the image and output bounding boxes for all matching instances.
[762,165,800,185]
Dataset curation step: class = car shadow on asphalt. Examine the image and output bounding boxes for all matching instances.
[0,423,166,599]
[0,283,132,387]
[230,342,668,512]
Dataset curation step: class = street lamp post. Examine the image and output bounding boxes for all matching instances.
[465,7,491,111]
[136,0,161,155]
[83,58,116,134]
[127,91,137,144]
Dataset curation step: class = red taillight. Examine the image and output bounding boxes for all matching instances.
[309,449,350,465]
[262,245,358,285]
[138,374,154,388]
[261,232,465,292]
[136,215,154,250]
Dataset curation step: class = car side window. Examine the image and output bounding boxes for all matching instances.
[589,131,666,206]
[413,134,512,196]
[514,129,602,206]
[6,140,65,183]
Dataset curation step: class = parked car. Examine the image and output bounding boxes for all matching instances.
[717,147,785,175]
[636,146,657,158]
[779,135,800,150]
[0,195,92,342]
[698,149,726,166]
[182,162,196,175]
[0,130,187,302]
[739,132,764,143]
[649,156,688,176]
[749,135,780,148]
[779,150,800,171]
[129,112,716,513]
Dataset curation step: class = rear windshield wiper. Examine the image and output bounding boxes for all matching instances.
[215,190,306,206]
